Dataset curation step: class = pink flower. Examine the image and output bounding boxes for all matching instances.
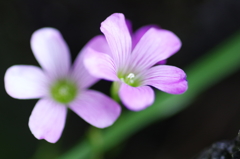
[4,28,121,143]
[84,13,188,111]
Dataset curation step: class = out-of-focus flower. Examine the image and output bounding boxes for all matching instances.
[84,13,188,111]
[4,28,121,143]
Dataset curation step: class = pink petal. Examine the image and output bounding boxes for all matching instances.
[100,13,132,69]
[82,35,111,55]
[69,90,121,128]
[156,59,167,65]
[84,48,119,81]
[29,98,67,143]
[132,25,160,48]
[125,19,132,35]
[132,25,167,65]
[71,36,110,89]
[142,65,188,94]
[4,65,48,99]
[131,28,181,72]
[119,83,154,111]
[31,27,71,78]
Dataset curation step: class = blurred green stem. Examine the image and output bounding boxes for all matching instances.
[110,81,121,102]
[59,30,240,159]
[88,127,104,159]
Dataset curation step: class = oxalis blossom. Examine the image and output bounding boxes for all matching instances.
[84,13,188,111]
[4,28,121,143]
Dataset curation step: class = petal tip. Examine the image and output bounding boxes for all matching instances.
[28,99,67,143]
[30,27,71,77]
[124,101,153,112]
[4,65,47,99]
[29,123,60,143]
[100,13,125,32]
[177,79,188,94]
[119,84,154,111]
[168,78,188,95]
[31,27,60,39]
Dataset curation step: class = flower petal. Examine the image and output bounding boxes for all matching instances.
[69,90,121,128]
[132,25,160,48]
[71,35,111,89]
[142,65,188,94]
[100,13,132,69]
[131,28,181,72]
[29,98,67,143]
[82,35,111,55]
[31,27,71,78]
[125,19,132,35]
[132,26,167,65]
[84,48,119,81]
[119,83,154,111]
[4,65,48,99]
[156,59,167,65]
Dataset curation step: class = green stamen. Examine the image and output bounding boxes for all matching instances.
[50,79,78,104]
[119,72,141,87]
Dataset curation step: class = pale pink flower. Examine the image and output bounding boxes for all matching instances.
[4,28,121,143]
[84,13,188,111]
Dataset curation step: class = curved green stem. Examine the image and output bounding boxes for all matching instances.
[59,30,240,159]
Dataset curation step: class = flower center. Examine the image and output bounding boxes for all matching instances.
[119,73,141,87]
[50,79,78,104]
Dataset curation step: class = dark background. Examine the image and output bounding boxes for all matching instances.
[1,0,240,158]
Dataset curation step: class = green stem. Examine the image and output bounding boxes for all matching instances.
[59,30,240,159]
[87,127,104,159]
[110,81,120,102]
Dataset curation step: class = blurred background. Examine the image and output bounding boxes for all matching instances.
[1,0,240,158]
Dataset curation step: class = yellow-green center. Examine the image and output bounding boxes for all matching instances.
[119,72,141,87]
[50,79,78,104]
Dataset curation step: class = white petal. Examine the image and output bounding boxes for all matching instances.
[4,65,48,99]
[29,98,67,143]
[69,90,121,128]
[31,27,71,78]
